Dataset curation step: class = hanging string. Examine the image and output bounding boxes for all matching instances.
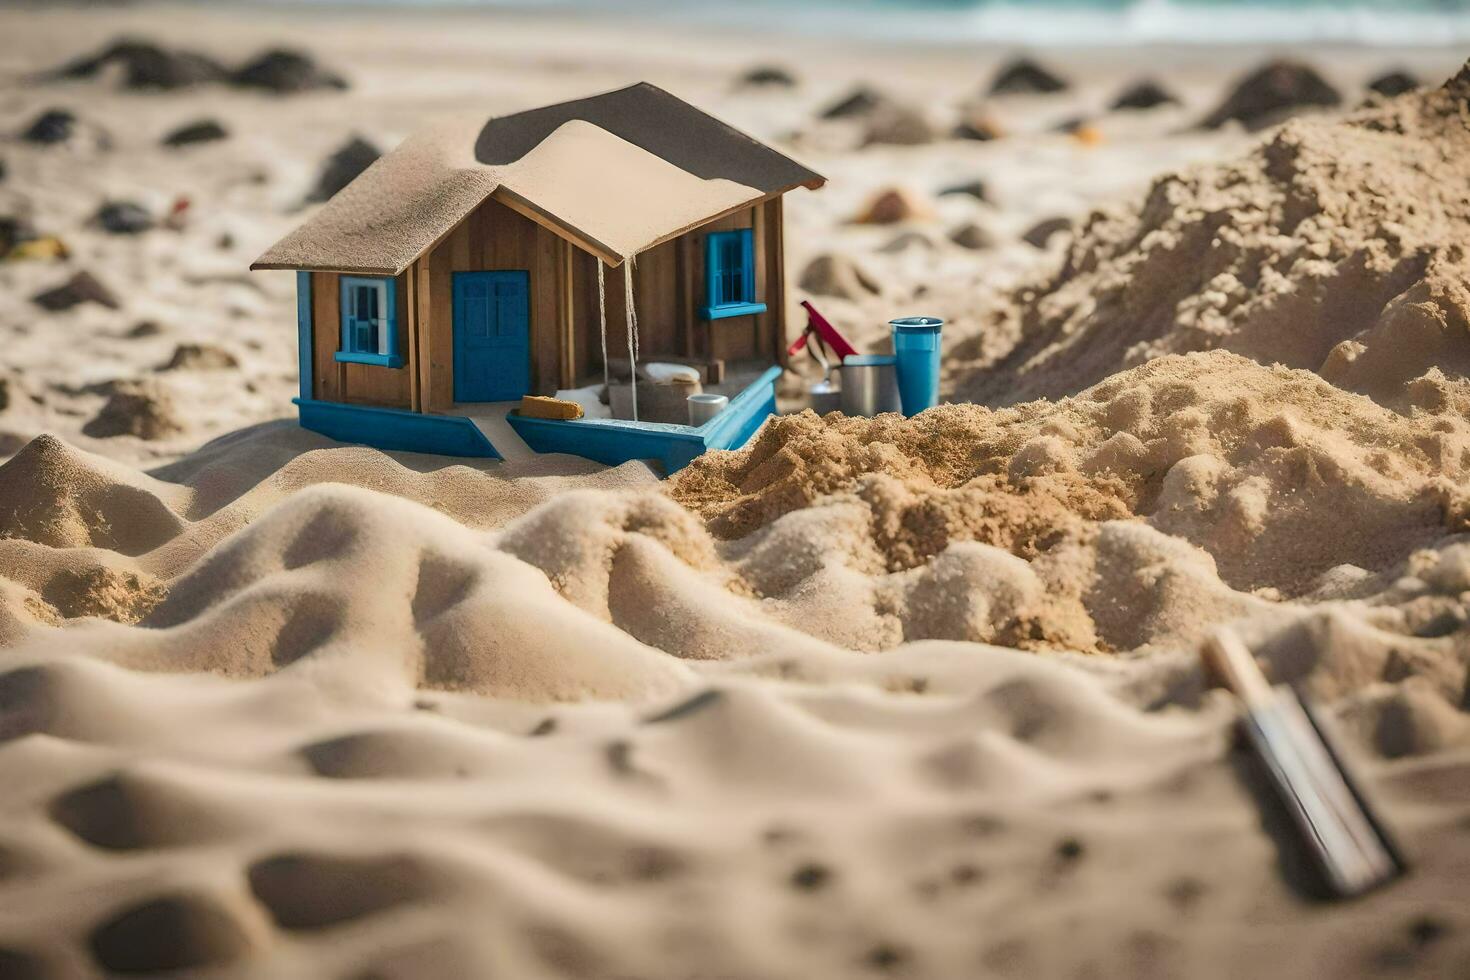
[596,260,610,396]
[623,255,640,421]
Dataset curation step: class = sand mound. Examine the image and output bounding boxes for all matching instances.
[675,352,1470,600]
[952,63,1470,412]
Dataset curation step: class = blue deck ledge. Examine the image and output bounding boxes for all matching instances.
[295,399,501,459]
[295,365,781,473]
[507,365,781,473]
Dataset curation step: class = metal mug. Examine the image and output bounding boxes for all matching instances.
[687,392,729,426]
[839,354,901,417]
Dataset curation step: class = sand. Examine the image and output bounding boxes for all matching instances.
[1,5,1469,978]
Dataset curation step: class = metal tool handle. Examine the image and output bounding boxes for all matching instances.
[1201,630,1275,709]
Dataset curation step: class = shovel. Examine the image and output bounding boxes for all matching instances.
[1202,630,1408,899]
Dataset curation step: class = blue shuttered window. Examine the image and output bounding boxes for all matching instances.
[701,228,766,320]
[337,275,403,368]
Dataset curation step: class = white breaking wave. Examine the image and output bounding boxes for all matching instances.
[253,0,1470,47]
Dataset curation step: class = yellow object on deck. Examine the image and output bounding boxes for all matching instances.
[518,395,584,421]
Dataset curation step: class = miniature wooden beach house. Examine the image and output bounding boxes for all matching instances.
[252,83,825,471]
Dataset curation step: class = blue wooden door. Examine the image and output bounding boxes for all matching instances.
[453,271,530,402]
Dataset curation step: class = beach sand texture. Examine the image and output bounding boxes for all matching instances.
[0,6,1468,978]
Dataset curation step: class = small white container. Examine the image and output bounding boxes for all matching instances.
[687,393,729,426]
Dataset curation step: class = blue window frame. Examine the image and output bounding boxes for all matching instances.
[701,228,766,320]
[337,275,403,368]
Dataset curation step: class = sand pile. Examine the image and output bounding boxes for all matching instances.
[952,62,1470,411]
[678,352,1470,596]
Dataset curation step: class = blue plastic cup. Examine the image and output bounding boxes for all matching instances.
[890,316,943,416]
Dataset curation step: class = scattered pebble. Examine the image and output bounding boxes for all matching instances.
[94,201,153,235]
[988,57,1069,95]
[863,104,937,146]
[864,943,910,972]
[528,717,557,736]
[852,187,933,225]
[949,221,996,250]
[1110,79,1181,111]
[1368,69,1419,97]
[878,231,935,254]
[125,320,164,339]
[1021,216,1072,249]
[737,65,797,89]
[0,215,38,255]
[308,136,381,202]
[232,48,347,93]
[20,108,75,145]
[937,179,988,202]
[162,119,229,147]
[48,38,228,90]
[1055,836,1085,862]
[1406,915,1447,946]
[1200,59,1341,130]
[790,862,831,891]
[32,270,120,311]
[820,85,888,120]
[951,110,1003,141]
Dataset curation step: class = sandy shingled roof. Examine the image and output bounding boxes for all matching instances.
[251,82,825,274]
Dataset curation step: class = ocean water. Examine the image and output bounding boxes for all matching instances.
[265,0,1470,46]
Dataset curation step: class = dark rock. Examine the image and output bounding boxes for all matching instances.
[20,109,75,145]
[988,58,1069,95]
[938,179,989,203]
[949,221,996,250]
[877,231,935,254]
[738,65,797,88]
[865,943,911,971]
[951,110,1002,141]
[1110,79,1180,111]
[0,215,38,255]
[790,863,831,891]
[863,104,937,146]
[32,271,119,311]
[1199,60,1342,130]
[1368,69,1419,97]
[231,48,347,93]
[1055,836,1085,862]
[159,343,238,371]
[1052,115,1089,134]
[819,85,888,119]
[126,320,163,339]
[94,201,153,235]
[1021,216,1071,249]
[49,38,228,90]
[162,119,229,147]
[0,159,7,182]
[307,137,381,202]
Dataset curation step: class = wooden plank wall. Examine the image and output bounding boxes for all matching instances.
[419,197,565,410]
[565,200,782,385]
[307,195,791,410]
[310,270,413,409]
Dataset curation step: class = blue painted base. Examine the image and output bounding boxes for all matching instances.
[296,365,781,473]
[507,365,781,474]
[295,399,501,459]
